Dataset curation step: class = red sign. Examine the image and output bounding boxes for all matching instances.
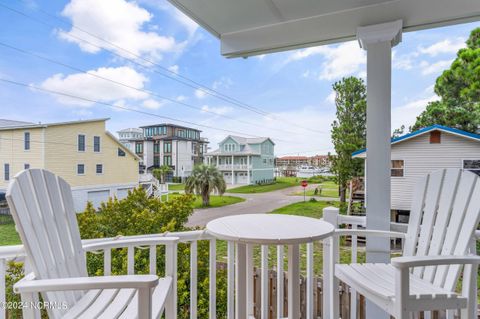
[301,180,308,188]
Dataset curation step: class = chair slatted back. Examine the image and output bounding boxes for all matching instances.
[403,169,480,291]
[6,169,87,318]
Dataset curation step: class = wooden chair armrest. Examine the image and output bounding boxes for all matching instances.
[14,272,162,293]
[391,255,480,269]
[334,229,405,239]
[83,236,179,251]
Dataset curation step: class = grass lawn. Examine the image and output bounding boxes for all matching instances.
[291,188,340,198]
[269,199,339,219]
[0,223,20,246]
[167,183,185,191]
[227,177,299,194]
[162,193,245,209]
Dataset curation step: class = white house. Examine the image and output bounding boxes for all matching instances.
[353,125,480,222]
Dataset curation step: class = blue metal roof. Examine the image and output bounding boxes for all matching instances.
[352,125,480,156]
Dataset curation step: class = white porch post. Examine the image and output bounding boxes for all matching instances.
[247,156,250,184]
[216,155,219,167]
[357,20,402,319]
[231,155,235,185]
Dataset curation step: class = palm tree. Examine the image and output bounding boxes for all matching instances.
[152,165,172,184]
[185,164,226,207]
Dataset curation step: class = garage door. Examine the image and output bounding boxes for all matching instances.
[116,188,132,200]
[236,173,248,184]
[87,190,110,208]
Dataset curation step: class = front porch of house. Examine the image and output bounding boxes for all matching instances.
[1,206,477,319]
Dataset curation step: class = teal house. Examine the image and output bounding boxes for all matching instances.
[205,136,275,185]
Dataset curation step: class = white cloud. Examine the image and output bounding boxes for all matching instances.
[212,77,233,90]
[392,94,439,130]
[256,54,266,60]
[142,99,164,110]
[392,50,418,71]
[286,41,365,81]
[59,0,181,60]
[172,8,198,36]
[419,38,466,57]
[39,66,149,107]
[301,70,312,78]
[176,95,187,102]
[194,89,208,99]
[419,59,452,76]
[325,91,336,104]
[201,105,233,115]
[168,65,179,74]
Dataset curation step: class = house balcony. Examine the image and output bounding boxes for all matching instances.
[1,208,474,319]
[215,164,252,171]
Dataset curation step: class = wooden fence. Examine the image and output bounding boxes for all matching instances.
[247,267,449,319]
[245,267,365,319]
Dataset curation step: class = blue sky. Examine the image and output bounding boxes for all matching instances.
[0,0,479,156]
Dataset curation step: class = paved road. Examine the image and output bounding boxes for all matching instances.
[186,185,338,227]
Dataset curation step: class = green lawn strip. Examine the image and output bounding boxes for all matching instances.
[167,183,185,191]
[162,193,245,209]
[0,223,21,246]
[291,188,340,198]
[269,200,339,219]
[227,177,300,194]
[227,182,293,194]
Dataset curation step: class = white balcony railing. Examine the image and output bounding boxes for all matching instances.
[1,211,478,319]
[215,164,252,170]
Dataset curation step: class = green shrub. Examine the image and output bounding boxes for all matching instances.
[77,187,228,319]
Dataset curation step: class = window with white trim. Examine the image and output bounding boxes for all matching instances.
[93,136,101,152]
[4,163,9,181]
[77,164,85,175]
[24,132,30,150]
[78,134,86,152]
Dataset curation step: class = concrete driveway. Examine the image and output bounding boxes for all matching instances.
[186,184,338,227]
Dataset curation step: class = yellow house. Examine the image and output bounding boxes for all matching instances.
[0,118,140,211]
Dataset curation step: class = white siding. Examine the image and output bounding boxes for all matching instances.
[389,132,480,210]
[71,183,138,211]
[144,140,154,168]
[175,140,194,177]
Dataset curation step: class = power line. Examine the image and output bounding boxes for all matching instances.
[1,1,325,134]
[0,78,295,143]
[0,41,301,136]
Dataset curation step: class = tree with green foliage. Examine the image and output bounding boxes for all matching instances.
[185,164,226,207]
[330,76,366,204]
[152,165,172,184]
[392,125,405,138]
[412,27,480,133]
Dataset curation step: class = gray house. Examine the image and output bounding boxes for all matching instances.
[353,125,480,222]
[205,136,275,185]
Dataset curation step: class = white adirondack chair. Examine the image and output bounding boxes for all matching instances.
[6,169,177,319]
[330,169,480,318]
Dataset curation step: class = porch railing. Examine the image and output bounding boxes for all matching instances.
[0,210,478,319]
[215,164,252,170]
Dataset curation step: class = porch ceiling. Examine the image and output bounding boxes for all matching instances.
[167,0,480,57]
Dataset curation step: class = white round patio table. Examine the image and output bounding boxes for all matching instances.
[206,214,334,319]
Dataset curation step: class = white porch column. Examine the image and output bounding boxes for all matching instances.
[357,20,402,319]
[231,155,235,185]
[216,155,219,167]
[247,156,250,184]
